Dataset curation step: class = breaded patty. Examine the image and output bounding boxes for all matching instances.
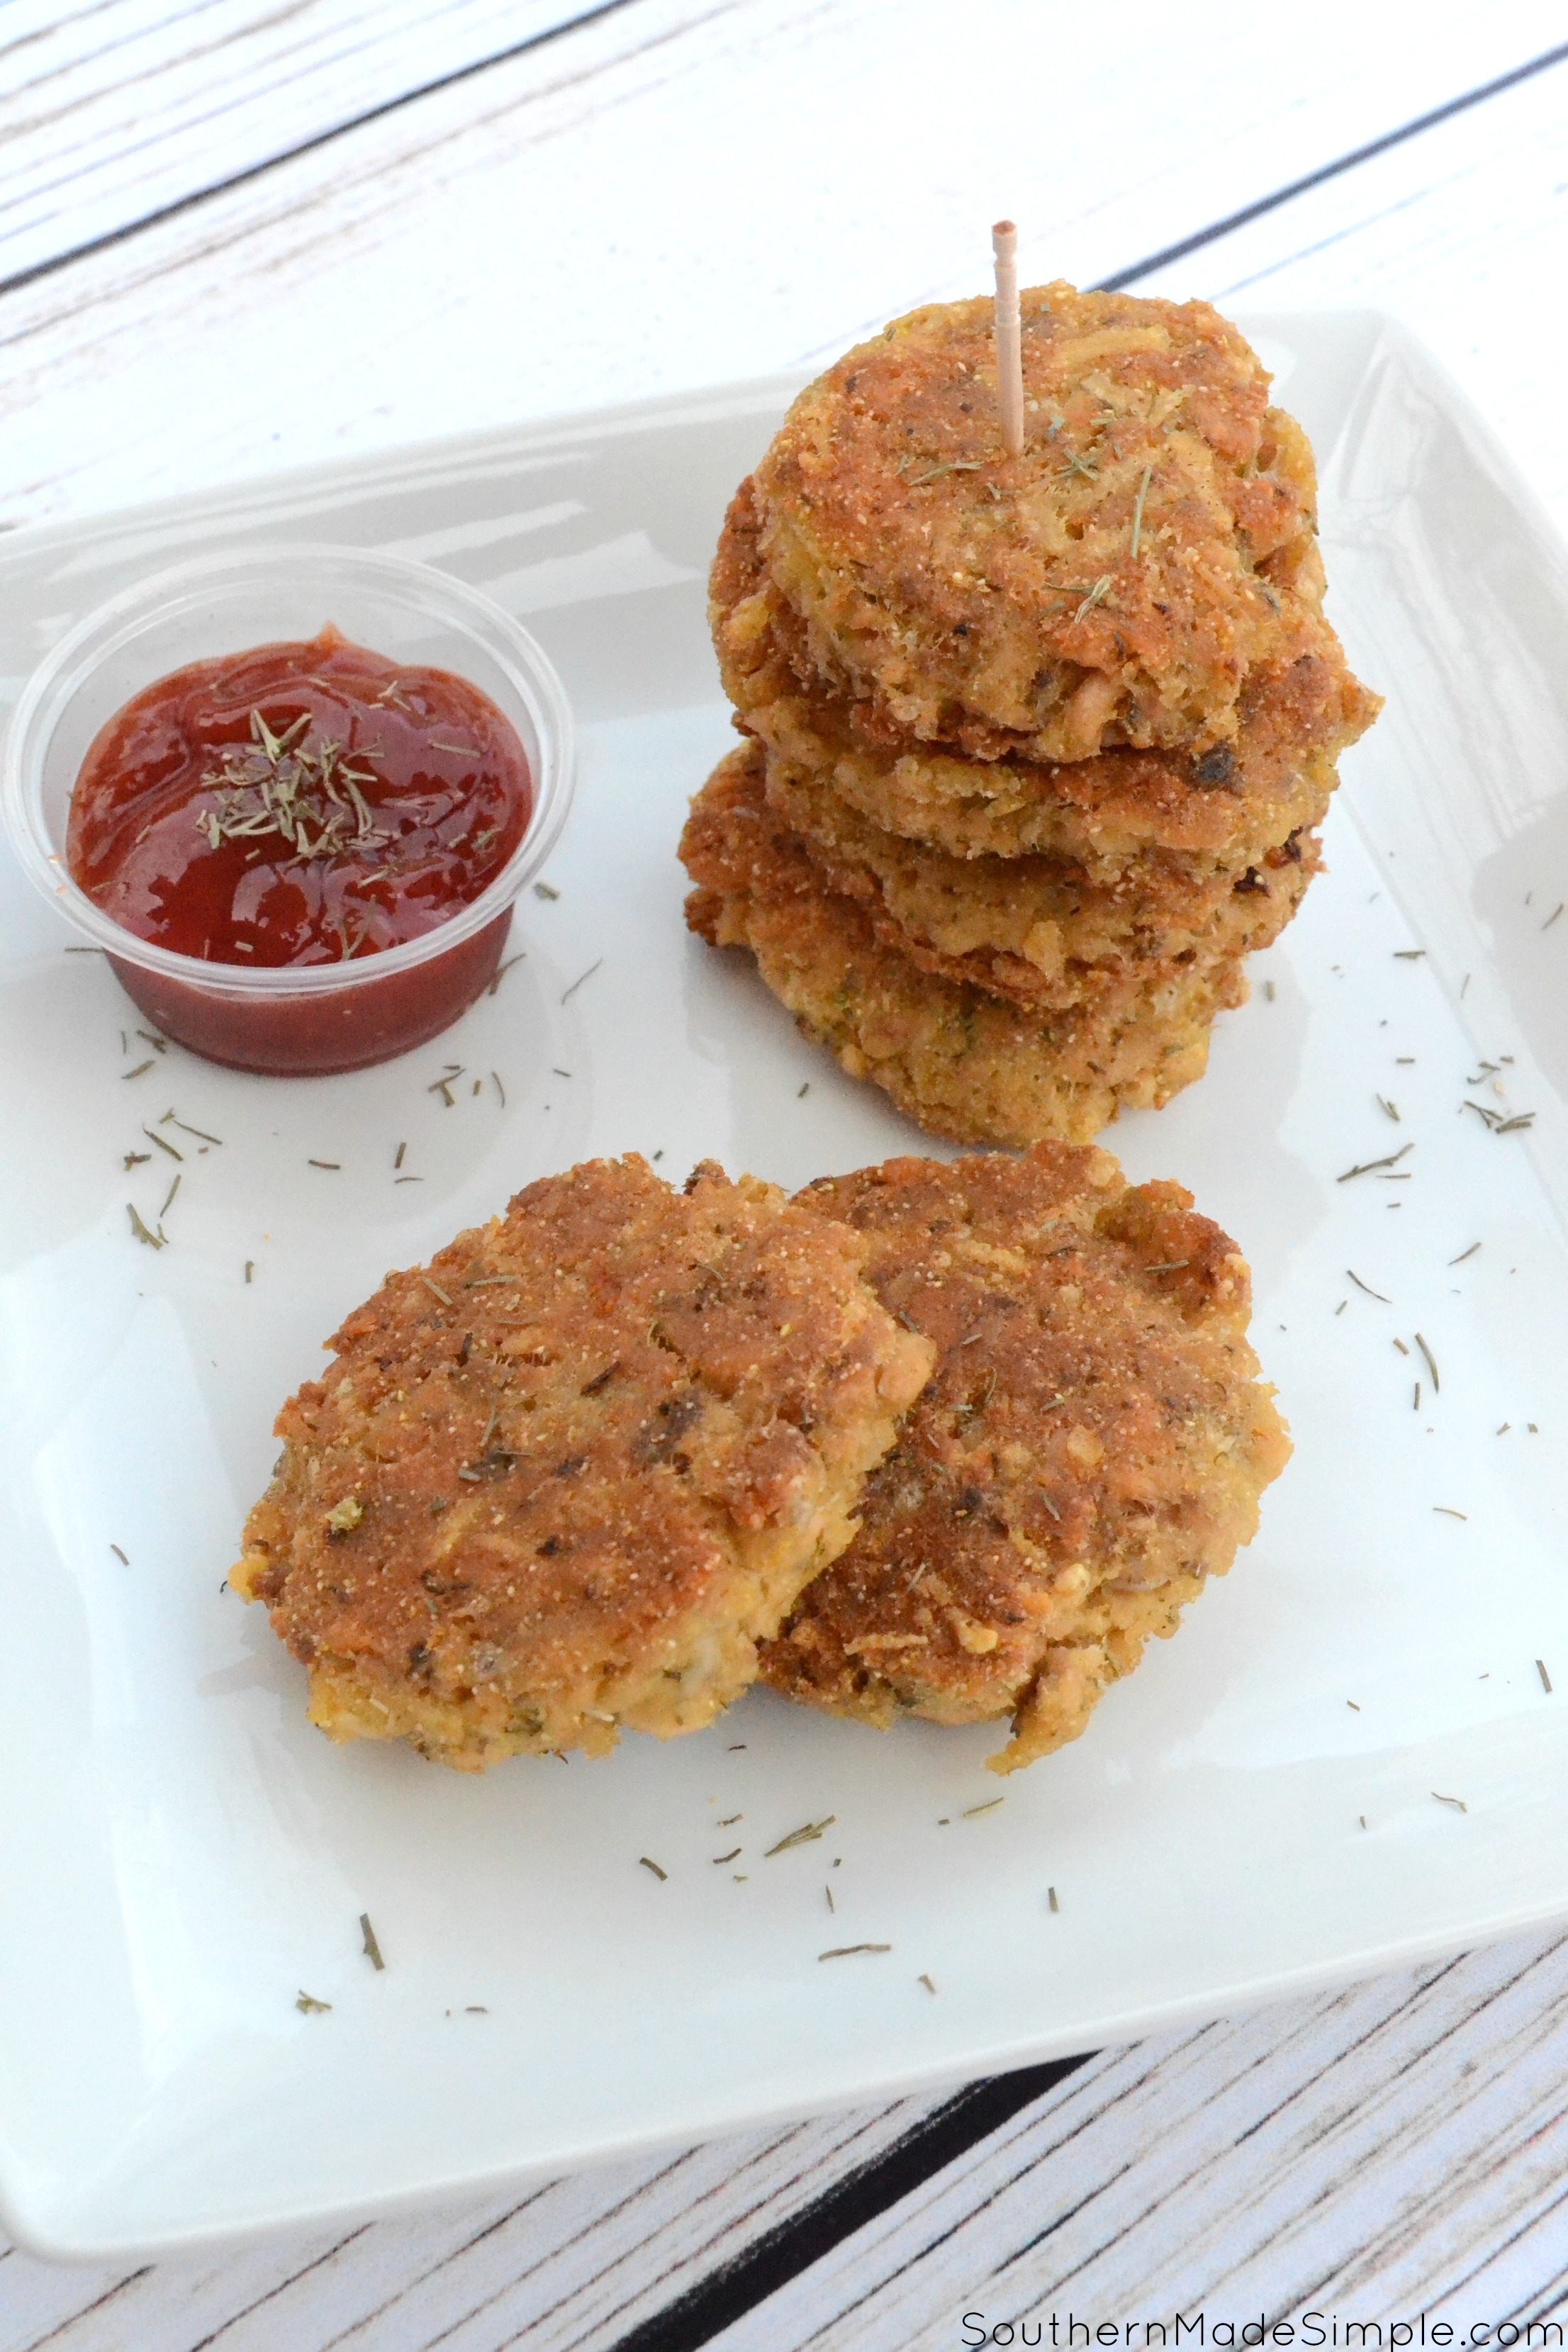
[230,1155,934,1769]
[760,1146,1290,1770]
[747,284,1331,761]
[715,478,1374,871]
[768,753,1323,1012]
[681,746,1242,1148]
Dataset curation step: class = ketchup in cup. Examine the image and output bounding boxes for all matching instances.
[64,626,537,1074]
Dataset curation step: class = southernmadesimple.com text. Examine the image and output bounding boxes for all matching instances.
[960,2319,1566,2348]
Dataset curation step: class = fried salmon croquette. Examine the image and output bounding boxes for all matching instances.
[712,475,1377,872]
[747,284,1331,761]
[763,751,1324,1014]
[230,1155,934,1769]
[759,1146,1290,1771]
[682,744,1238,1148]
[692,287,1380,1150]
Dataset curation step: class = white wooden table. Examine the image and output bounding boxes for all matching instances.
[6,4,1568,2341]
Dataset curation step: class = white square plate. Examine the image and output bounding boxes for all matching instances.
[5,314,1568,2262]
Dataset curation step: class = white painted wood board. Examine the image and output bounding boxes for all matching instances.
[0,0,602,286]
[3,1,1567,525]
[706,1928,1568,2348]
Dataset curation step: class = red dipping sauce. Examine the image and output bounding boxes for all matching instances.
[66,628,534,1074]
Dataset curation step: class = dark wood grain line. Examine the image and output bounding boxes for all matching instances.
[1209,186,1434,303]
[0,0,741,363]
[915,2042,1231,2305]
[1361,1938,1568,2090]
[309,2185,562,2352]
[394,2132,885,2352]
[1007,1948,1568,2316]
[1224,1955,1476,2153]
[0,0,135,77]
[801,1959,1542,2330]
[761,2031,1226,2348]
[9,0,315,136]
[378,2151,715,2351]
[393,2115,913,2352]
[1513,2238,1568,2326]
[806,2025,1224,2329]
[1097,35,1568,289]
[803,2105,1127,2352]
[21,2266,152,2350]
[539,2107,935,2352]
[933,2024,1219,2221]
[1035,2073,1413,2303]
[308,2163,710,2352]
[1430,2149,1568,2316]
[180,2228,371,2352]
[988,1954,1556,2302]
[1286,2258,1367,2326]
[600,2057,1094,2352]
[0,0,647,301]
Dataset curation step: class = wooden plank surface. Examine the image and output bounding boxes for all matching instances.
[0,0,617,288]
[4,1,1568,523]
[709,1929,1568,2348]
[1132,33,1568,519]
[6,3,1568,2344]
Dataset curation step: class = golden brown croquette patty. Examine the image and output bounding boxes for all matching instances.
[712,474,1377,873]
[746,284,1334,761]
[230,1154,934,1769]
[681,744,1243,1148]
[766,751,1325,1013]
[759,1145,1290,1770]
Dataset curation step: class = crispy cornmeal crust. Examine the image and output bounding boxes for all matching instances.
[681,745,1242,1148]
[748,659,1357,873]
[713,476,1376,872]
[759,1146,1290,1770]
[230,1155,934,1769]
[766,754,1323,1012]
[747,284,1332,760]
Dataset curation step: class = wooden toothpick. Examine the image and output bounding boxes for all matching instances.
[992,218,1024,457]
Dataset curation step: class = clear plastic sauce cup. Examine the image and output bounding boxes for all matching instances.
[1,544,576,1075]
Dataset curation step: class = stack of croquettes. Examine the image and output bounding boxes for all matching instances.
[681,281,1379,1147]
